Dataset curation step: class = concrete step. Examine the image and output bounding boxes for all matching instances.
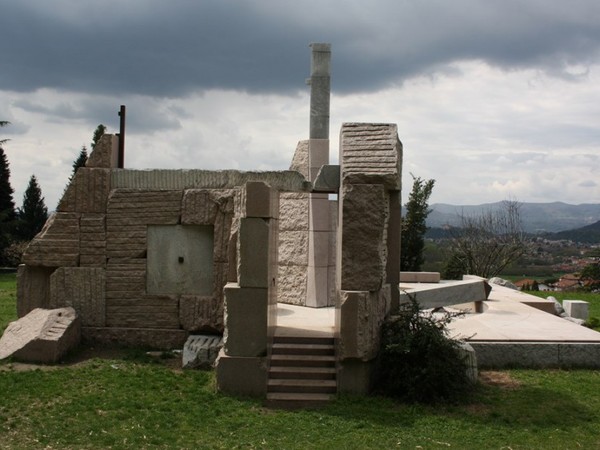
[273,335,334,346]
[268,366,337,380]
[271,342,335,356]
[267,378,337,394]
[270,354,336,368]
[265,392,334,409]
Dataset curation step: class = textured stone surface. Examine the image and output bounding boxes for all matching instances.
[49,267,106,327]
[278,193,309,231]
[216,350,268,396]
[16,265,53,317]
[86,134,119,168]
[79,213,106,267]
[457,342,478,382]
[289,140,309,178]
[337,288,390,361]
[339,183,388,291]
[223,284,268,357]
[112,169,310,192]
[340,123,402,189]
[238,218,270,288]
[106,190,181,259]
[0,307,81,363]
[277,265,307,305]
[470,342,600,369]
[57,168,111,213]
[312,164,340,192]
[278,231,308,266]
[22,213,80,267]
[179,295,224,333]
[183,334,223,369]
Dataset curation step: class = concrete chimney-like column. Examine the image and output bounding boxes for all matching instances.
[306,43,332,308]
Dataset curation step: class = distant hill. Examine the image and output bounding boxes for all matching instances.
[547,220,600,243]
[423,202,600,233]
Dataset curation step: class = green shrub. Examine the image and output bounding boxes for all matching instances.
[376,295,473,404]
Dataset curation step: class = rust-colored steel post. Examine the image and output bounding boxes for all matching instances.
[118,105,126,168]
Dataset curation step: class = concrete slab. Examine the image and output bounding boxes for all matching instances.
[399,279,489,309]
[275,303,334,338]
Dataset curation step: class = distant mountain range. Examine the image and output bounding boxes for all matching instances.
[423,202,600,234]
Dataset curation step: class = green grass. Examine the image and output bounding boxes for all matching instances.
[2,274,600,448]
[0,273,17,335]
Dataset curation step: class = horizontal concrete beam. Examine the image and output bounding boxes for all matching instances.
[399,279,490,310]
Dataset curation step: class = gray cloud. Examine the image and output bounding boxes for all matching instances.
[2,1,600,97]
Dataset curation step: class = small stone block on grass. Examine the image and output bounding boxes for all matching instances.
[182,334,223,369]
[563,300,589,321]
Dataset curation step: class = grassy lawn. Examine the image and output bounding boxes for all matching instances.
[1,274,600,448]
[0,273,17,335]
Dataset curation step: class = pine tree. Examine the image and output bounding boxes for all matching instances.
[401,175,435,272]
[17,175,48,241]
[0,135,17,264]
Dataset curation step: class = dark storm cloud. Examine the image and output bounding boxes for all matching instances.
[2,0,600,97]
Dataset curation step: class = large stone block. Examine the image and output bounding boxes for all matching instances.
[340,123,402,190]
[49,267,106,327]
[86,134,119,168]
[215,350,268,397]
[181,189,236,225]
[57,168,111,213]
[339,184,388,291]
[223,284,268,357]
[238,218,270,288]
[0,307,81,363]
[337,288,390,361]
[399,279,490,310]
[179,295,224,333]
[241,181,279,219]
[16,265,53,317]
[22,213,80,267]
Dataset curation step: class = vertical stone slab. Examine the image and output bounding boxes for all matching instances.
[339,183,388,291]
[223,284,268,357]
[179,295,223,333]
[86,134,119,168]
[49,267,106,327]
[16,265,53,317]
[387,191,401,310]
[238,218,269,288]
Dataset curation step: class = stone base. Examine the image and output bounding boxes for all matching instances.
[471,341,600,369]
[215,350,267,397]
[337,359,375,395]
[82,327,188,349]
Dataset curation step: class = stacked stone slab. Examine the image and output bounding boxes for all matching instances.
[216,181,279,396]
[335,123,402,394]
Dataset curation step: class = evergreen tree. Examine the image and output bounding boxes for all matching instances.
[0,126,16,264]
[91,124,107,149]
[17,175,48,241]
[401,175,435,271]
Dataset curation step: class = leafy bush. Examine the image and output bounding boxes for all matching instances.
[376,295,473,403]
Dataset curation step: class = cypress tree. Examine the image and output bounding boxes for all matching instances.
[18,175,48,241]
[401,175,435,272]
[0,144,16,264]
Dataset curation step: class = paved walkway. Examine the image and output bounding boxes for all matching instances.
[275,303,335,338]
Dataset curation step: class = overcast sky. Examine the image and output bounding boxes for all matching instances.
[1,0,599,210]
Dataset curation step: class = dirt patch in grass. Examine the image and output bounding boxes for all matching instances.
[479,371,521,389]
[0,345,184,372]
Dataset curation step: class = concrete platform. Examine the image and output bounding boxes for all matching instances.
[275,303,334,338]
[447,284,600,368]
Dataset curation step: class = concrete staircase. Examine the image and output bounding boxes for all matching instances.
[266,334,336,409]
